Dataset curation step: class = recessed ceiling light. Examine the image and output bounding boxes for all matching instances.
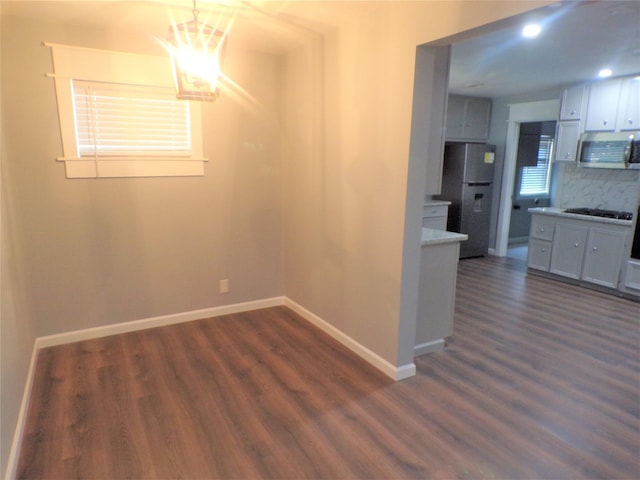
[522,24,541,38]
[598,68,613,78]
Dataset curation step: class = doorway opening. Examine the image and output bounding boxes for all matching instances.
[507,120,556,261]
[495,99,560,257]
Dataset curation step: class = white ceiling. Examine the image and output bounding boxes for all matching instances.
[2,1,639,99]
[448,0,640,98]
[0,1,386,54]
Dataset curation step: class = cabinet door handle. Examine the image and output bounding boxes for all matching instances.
[540,228,544,232]
[593,246,598,251]
[574,243,579,247]
[541,248,546,252]
[629,119,634,125]
[603,120,608,125]
[571,110,576,115]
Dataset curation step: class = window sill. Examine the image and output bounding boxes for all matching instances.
[518,194,551,199]
[57,158,207,178]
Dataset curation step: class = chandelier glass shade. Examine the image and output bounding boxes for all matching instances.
[167,3,226,101]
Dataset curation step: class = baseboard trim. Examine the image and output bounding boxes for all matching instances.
[4,343,40,480]
[414,339,445,356]
[395,363,417,380]
[508,236,529,245]
[35,295,417,378]
[36,297,286,349]
[284,298,416,381]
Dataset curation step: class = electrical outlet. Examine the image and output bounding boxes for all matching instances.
[219,279,230,294]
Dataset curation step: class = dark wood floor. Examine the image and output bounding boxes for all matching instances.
[17,256,640,479]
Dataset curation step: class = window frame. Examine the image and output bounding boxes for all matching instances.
[47,43,207,178]
[518,134,554,198]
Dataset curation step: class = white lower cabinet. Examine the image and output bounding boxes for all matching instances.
[582,228,627,288]
[549,223,588,279]
[530,216,555,241]
[528,213,631,292]
[422,204,449,230]
[624,260,640,291]
[415,233,465,356]
[528,238,552,271]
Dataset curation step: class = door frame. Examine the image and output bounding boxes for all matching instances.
[494,99,560,257]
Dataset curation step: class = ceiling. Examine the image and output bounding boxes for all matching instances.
[2,1,639,98]
[0,1,387,54]
[448,0,640,98]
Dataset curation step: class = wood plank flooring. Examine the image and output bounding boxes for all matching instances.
[17,256,640,479]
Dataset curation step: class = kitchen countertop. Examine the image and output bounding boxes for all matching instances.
[424,200,452,207]
[528,207,633,226]
[421,228,468,246]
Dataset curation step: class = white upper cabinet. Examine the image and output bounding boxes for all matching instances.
[445,95,491,142]
[559,84,586,120]
[585,79,622,132]
[556,84,587,162]
[445,95,466,139]
[616,77,640,131]
[554,121,581,162]
[463,98,492,140]
[555,76,639,164]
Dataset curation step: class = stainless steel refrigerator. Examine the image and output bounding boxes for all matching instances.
[437,143,495,258]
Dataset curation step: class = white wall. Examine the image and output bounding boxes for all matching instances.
[1,5,39,476]
[283,1,552,369]
[1,15,285,338]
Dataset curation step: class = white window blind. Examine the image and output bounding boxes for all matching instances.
[519,135,554,196]
[72,80,192,158]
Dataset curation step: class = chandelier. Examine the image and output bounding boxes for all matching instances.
[167,0,227,101]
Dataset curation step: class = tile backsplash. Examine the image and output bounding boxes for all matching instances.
[553,163,640,212]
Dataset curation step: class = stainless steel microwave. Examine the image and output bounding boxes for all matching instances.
[577,131,639,169]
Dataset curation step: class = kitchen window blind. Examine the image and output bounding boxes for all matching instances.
[73,80,191,158]
[519,135,554,196]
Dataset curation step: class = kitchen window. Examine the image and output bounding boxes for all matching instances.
[47,43,206,178]
[519,134,554,196]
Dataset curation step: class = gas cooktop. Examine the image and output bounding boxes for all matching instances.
[564,208,633,221]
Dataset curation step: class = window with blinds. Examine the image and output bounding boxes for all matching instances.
[72,81,191,158]
[519,135,554,196]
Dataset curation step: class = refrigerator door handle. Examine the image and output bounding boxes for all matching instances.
[467,182,492,186]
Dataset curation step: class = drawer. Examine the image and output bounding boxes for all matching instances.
[423,216,447,231]
[528,238,552,271]
[530,216,555,241]
[423,205,448,218]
